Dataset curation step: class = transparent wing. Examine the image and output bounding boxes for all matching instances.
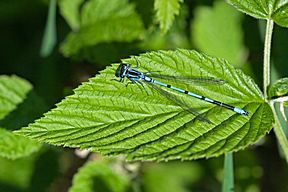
[145,82,212,124]
[147,73,225,85]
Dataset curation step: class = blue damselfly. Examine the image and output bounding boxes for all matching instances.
[115,62,249,122]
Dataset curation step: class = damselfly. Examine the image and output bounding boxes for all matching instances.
[115,62,249,122]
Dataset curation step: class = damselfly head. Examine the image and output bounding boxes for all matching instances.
[115,63,128,78]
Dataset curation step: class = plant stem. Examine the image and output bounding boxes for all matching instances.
[264,19,288,162]
[263,19,274,98]
[222,153,234,192]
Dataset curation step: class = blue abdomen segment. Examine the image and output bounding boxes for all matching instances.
[127,69,249,116]
[234,107,249,116]
[170,86,185,93]
[187,92,202,99]
[148,79,249,116]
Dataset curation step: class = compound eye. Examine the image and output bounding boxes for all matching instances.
[115,66,121,77]
[115,63,127,78]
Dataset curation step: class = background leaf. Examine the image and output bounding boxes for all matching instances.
[0,128,40,159]
[274,102,288,139]
[0,75,41,159]
[154,0,183,33]
[140,4,190,50]
[191,1,246,66]
[0,155,36,190]
[227,0,288,27]
[60,0,145,57]
[0,75,32,119]
[0,91,48,131]
[268,77,288,98]
[16,49,273,161]
[59,0,84,31]
[69,160,130,192]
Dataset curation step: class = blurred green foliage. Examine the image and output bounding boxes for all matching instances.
[191,1,246,66]
[0,0,288,191]
[69,160,131,192]
[269,78,288,99]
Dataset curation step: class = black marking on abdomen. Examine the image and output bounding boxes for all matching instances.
[212,100,235,110]
[167,85,171,88]
[221,103,235,110]
[184,90,188,94]
[213,100,222,105]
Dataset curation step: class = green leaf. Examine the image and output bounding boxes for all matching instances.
[0,75,32,120]
[16,49,273,161]
[69,160,129,192]
[154,0,183,33]
[227,0,288,27]
[140,4,190,50]
[58,0,84,30]
[268,77,288,98]
[0,155,36,189]
[40,0,57,57]
[271,103,288,161]
[285,105,288,123]
[0,91,48,131]
[191,1,246,66]
[0,128,41,159]
[0,75,41,159]
[60,0,145,57]
[274,102,288,138]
